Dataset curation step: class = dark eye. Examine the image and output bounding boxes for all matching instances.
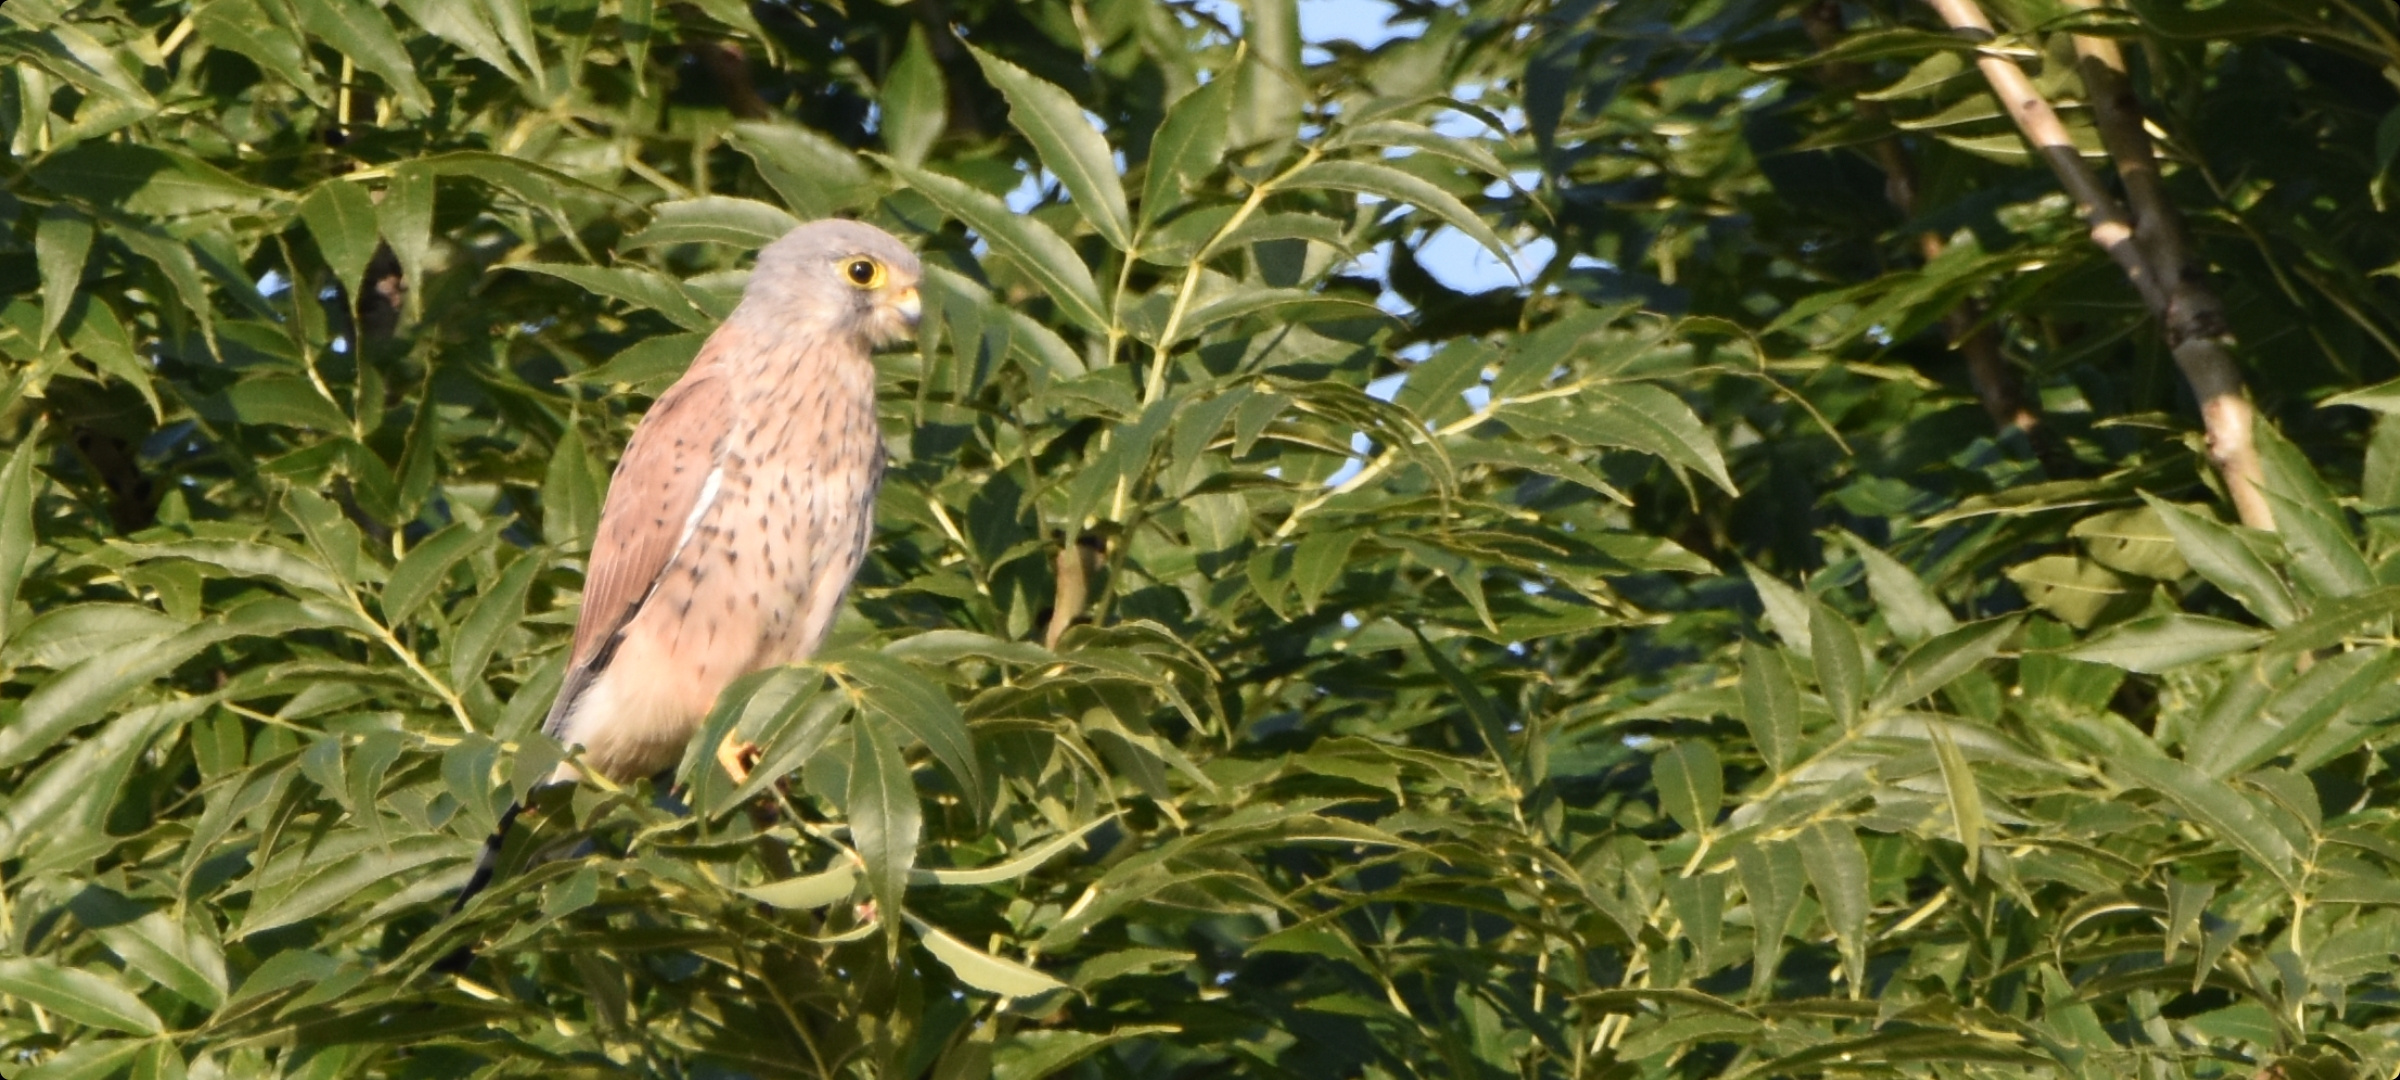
[844,259,882,287]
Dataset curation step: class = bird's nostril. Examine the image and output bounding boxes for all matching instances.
[894,286,922,326]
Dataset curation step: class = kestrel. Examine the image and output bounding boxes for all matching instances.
[450,219,921,918]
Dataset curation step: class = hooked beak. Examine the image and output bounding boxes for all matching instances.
[893,285,922,329]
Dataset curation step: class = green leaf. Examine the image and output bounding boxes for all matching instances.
[29,143,271,216]
[387,0,519,79]
[1738,641,1802,775]
[542,422,602,548]
[1846,534,1956,644]
[566,330,709,393]
[1925,718,1985,877]
[35,207,91,349]
[740,865,860,910]
[2142,494,2298,627]
[376,161,434,312]
[1286,159,1516,272]
[0,957,163,1035]
[846,715,921,942]
[448,547,541,688]
[623,196,802,250]
[299,178,381,303]
[2187,647,2400,778]
[120,538,348,599]
[2064,614,2268,672]
[881,24,947,167]
[383,519,503,626]
[1653,741,1722,836]
[238,834,457,935]
[1733,838,1805,995]
[836,651,988,820]
[1744,564,1814,660]
[508,262,720,332]
[1140,78,1231,226]
[0,426,45,651]
[971,45,1133,251]
[19,1038,150,1080]
[0,624,225,770]
[876,156,1109,335]
[90,907,228,1010]
[2071,506,2189,580]
[913,815,1114,886]
[1578,383,1737,496]
[289,0,432,115]
[2005,554,2141,629]
[912,916,1070,998]
[2113,751,2296,885]
[726,122,882,219]
[1797,821,1869,988]
[1869,616,2019,715]
[1811,601,1866,731]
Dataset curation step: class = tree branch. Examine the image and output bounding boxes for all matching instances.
[1923,0,2274,529]
[1800,2,2057,466]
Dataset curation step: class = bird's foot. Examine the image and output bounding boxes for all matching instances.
[716,736,763,784]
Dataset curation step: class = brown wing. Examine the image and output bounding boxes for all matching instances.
[570,367,734,665]
[542,352,736,736]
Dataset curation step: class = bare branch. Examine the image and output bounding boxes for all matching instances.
[1924,0,2274,529]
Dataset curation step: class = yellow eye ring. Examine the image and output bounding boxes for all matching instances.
[843,257,885,290]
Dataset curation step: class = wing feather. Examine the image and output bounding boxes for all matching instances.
[544,345,738,733]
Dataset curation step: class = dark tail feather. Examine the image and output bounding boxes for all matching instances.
[433,801,524,974]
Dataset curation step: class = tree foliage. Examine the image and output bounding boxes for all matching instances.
[5,0,2400,1076]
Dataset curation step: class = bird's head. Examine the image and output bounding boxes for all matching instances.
[746,219,924,350]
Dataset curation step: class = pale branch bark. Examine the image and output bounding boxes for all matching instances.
[2059,6,2273,531]
[1923,0,2275,530]
[1799,3,2054,459]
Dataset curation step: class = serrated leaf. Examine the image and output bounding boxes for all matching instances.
[300,180,379,299]
[2006,554,2140,629]
[383,519,502,626]
[543,423,602,548]
[289,0,431,115]
[741,865,861,910]
[1811,601,1866,731]
[1739,641,1802,774]
[1869,616,2018,715]
[881,25,947,167]
[623,196,801,250]
[1797,821,1869,988]
[0,957,163,1035]
[833,651,988,820]
[508,263,720,332]
[1846,534,1956,644]
[972,45,1132,250]
[914,815,1113,887]
[878,156,1108,334]
[30,143,271,217]
[2113,752,2296,885]
[35,208,91,350]
[727,122,881,219]
[2064,614,2267,672]
[1653,741,1722,836]
[1925,718,1985,877]
[1141,78,1231,226]
[0,427,45,650]
[1286,159,1514,272]
[847,715,920,944]
[2143,494,2297,627]
[448,548,541,688]
[913,916,1070,998]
